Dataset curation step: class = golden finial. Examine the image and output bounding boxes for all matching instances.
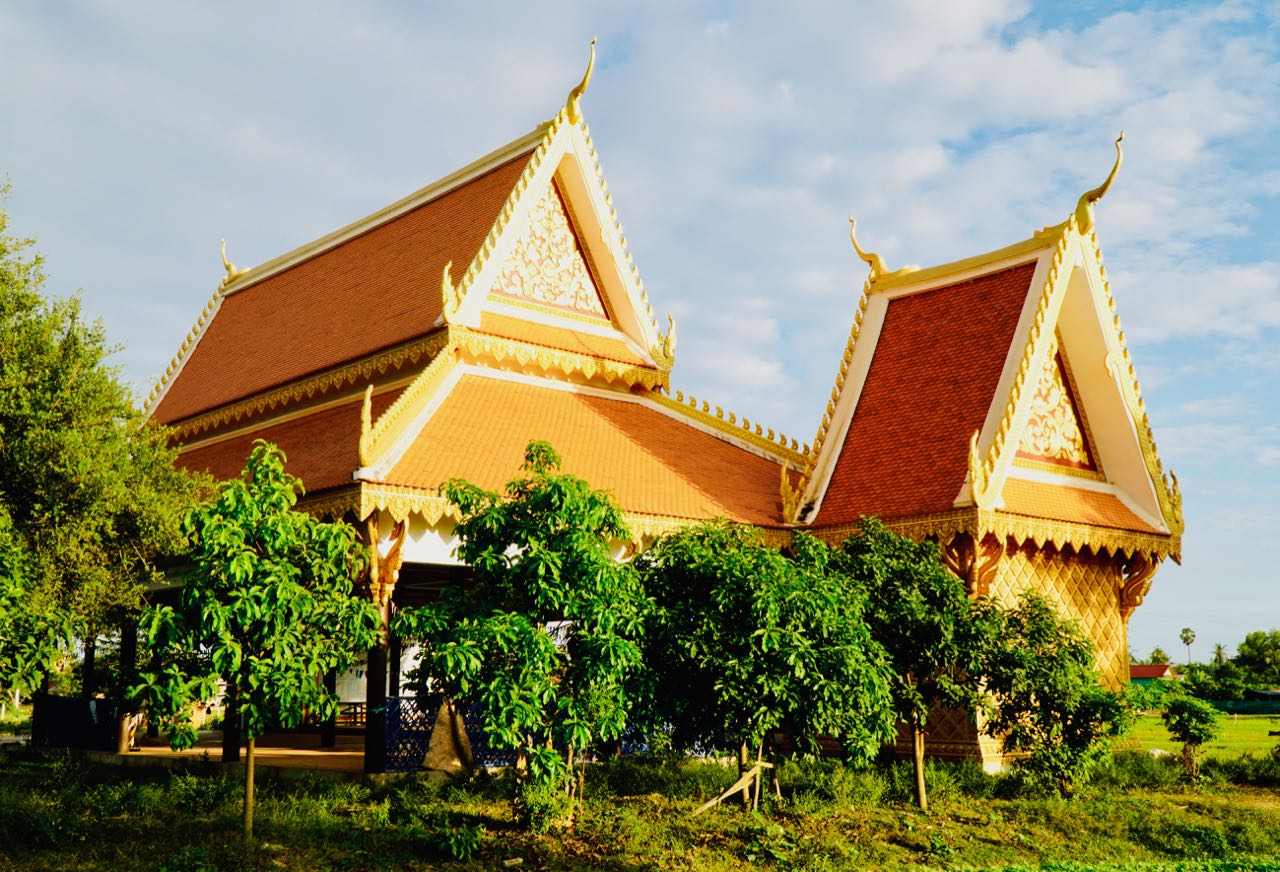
[441,260,459,322]
[218,239,248,291]
[967,430,991,508]
[358,384,374,467]
[780,462,800,523]
[848,215,889,281]
[566,37,596,126]
[1074,132,1124,233]
[661,314,677,361]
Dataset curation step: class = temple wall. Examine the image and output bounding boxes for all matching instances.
[988,542,1128,691]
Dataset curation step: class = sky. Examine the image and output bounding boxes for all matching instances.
[2,1,1277,663]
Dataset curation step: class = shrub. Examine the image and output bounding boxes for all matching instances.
[1162,696,1220,781]
[1091,749,1182,791]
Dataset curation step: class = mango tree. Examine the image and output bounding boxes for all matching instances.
[394,441,647,831]
[638,522,895,809]
[132,441,380,840]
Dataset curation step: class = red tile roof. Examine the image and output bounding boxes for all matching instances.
[1130,664,1172,679]
[177,388,403,493]
[383,374,785,525]
[155,152,534,425]
[814,262,1037,526]
[1000,478,1159,533]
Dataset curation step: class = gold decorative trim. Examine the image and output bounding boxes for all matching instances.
[453,326,668,391]
[1094,233,1183,536]
[1011,458,1106,482]
[356,482,792,548]
[362,339,460,467]
[650,391,807,465]
[810,507,1178,562]
[1074,132,1123,236]
[167,331,449,439]
[577,121,668,354]
[941,532,1003,597]
[146,286,223,415]
[218,240,248,292]
[484,292,613,327]
[970,222,1072,507]
[796,267,874,496]
[1119,550,1159,623]
[650,315,677,369]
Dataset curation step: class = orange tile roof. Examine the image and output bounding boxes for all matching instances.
[155,152,534,425]
[177,389,403,493]
[383,374,784,525]
[1000,478,1159,533]
[814,262,1037,526]
[474,312,652,367]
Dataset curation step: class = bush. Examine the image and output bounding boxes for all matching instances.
[1091,749,1182,792]
[775,758,887,808]
[590,756,736,800]
[1202,744,1280,788]
[1162,696,1221,781]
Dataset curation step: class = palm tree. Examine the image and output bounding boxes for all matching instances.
[1180,627,1196,665]
[1213,643,1227,666]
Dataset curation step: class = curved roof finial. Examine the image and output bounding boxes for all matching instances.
[849,215,889,281]
[566,37,597,125]
[1074,131,1124,233]
[218,239,247,291]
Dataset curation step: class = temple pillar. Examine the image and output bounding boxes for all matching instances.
[362,513,407,775]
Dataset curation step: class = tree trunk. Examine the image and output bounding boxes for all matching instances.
[244,738,256,841]
[81,635,97,696]
[737,739,751,809]
[912,717,928,812]
[222,685,241,763]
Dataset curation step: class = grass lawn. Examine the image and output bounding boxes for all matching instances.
[1125,713,1280,759]
[2,749,1279,871]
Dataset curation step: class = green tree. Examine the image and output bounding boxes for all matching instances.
[1148,645,1171,665]
[1235,630,1280,688]
[638,522,895,807]
[1213,642,1227,666]
[0,190,203,687]
[980,592,1131,795]
[1180,627,1196,665]
[394,441,648,830]
[1162,695,1220,781]
[0,505,70,707]
[132,442,380,840]
[835,518,989,811]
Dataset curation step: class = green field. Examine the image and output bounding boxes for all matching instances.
[1124,713,1280,760]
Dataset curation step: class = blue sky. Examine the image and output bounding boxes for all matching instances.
[2,1,1276,662]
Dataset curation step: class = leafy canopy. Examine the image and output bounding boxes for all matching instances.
[637,522,895,762]
[980,592,1131,795]
[394,441,649,790]
[133,441,380,747]
[0,190,203,639]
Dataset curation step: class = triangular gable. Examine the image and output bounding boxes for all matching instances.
[439,98,674,370]
[487,178,611,320]
[1014,333,1099,476]
[801,136,1182,555]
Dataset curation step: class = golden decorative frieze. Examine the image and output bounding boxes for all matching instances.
[490,180,608,317]
[167,331,448,439]
[651,390,807,466]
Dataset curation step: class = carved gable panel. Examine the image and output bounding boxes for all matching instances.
[489,180,608,318]
[1016,334,1098,472]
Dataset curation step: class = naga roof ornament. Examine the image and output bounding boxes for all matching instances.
[218,239,248,292]
[1073,131,1123,234]
[848,216,916,282]
[565,37,596,126]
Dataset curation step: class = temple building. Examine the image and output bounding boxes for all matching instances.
[148,46,1182,769]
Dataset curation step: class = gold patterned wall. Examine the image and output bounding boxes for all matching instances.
[489,181,609,318]
[989,542,1128,690]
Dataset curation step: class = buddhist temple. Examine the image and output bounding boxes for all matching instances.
[148,44,1182,770]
